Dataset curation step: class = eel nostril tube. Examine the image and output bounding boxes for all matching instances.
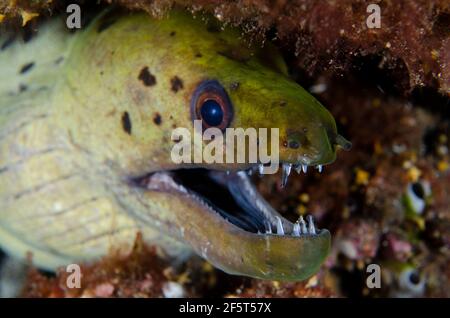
[335,134,352,151]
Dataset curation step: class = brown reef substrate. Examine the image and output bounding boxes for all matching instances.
[1,0,449,95]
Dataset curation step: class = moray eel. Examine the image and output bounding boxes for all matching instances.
[0,10,350,281]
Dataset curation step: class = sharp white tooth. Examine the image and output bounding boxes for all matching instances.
[302,164,308,173]
[293,222,300,236]
[247,169,253,176]
[307,215,316,235]
[316,165,323,173]
[259,164,264,176]
[299,216,307,234]
[281,163,292,188]
[294,164,302,174]
[276,216,284,235]
[264,220,272,234]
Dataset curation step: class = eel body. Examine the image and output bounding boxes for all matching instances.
[0,10,349,281]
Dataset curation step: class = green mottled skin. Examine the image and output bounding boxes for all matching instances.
[0,10,343,280]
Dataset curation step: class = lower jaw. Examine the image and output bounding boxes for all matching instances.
[131,166,331,281]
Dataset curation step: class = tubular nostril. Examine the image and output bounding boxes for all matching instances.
[326,129,352,152]
[335,134,352,151]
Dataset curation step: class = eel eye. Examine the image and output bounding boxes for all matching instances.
[200,100,223,127]
[191,80,233,130]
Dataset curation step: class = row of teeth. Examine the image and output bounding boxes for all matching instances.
[262,215,317,236]
[248,163,323,188]
[281,163,323,188]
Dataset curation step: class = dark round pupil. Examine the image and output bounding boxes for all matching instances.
[409,271,421,285]
[411,182,425,199]
[200,100,223,126]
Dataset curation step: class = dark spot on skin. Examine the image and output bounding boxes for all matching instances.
[170,76,184,93]
[80,11,96,29]
[138,67,156,86]
[173,135,182,143]
[195,53,202,58]
[288,140,300,149]
[18,84,27,92]
[97,18,117,33]
[100,71,104,76]
[169,115,173,120]
[170,31,176,36]
[172,124,177,129]
[229,82,240,91]
[22,27,35,43]
[19,62,35,74]
[218,49,251,63]
[54,56,64,65]
[96,9,122,34]
[121,112,132,135]
[153,113,162,125]
[279,100,287,107]
[1,35,15,51]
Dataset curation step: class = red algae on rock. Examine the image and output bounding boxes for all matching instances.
[21,234,199,298]
[1,0,449,95]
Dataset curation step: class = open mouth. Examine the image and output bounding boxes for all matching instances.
[131,164,325,237]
